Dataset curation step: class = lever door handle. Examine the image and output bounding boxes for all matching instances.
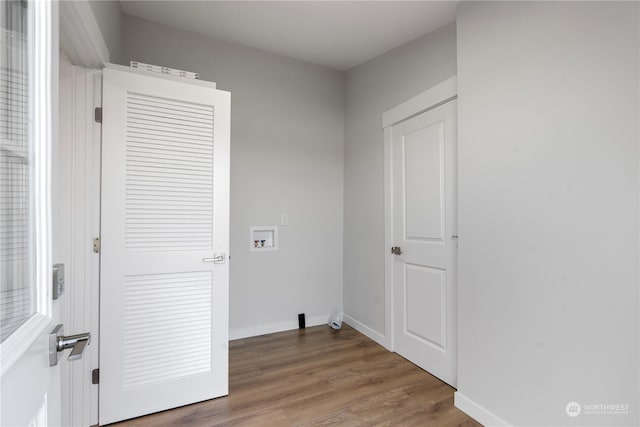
[68,339,88,361]
[203,253,226,264]
[49,325,91,366]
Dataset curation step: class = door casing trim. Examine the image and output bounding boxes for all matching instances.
[59,0,109,68]
[58,3,107,425]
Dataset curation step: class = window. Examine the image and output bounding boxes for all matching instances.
[0,0,52,373]
[1,0,33,342]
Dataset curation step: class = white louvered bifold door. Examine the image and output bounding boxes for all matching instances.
[99,66,230,425]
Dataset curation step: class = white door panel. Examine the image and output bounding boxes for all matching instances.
[405,264,446,350]
[391,100,457,387]
[100,66,230,425]
[1,330,60,427]
[403,123,445,241]
[0,1,61,425]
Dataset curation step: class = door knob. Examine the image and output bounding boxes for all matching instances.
[49,324,91,366]
[391,246,402,255]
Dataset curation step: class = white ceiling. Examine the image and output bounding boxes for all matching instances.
[120,1,457,71]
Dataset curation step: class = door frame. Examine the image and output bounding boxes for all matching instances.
[57,56,103,426]
[58,2,108,425]
[382,76,457,351]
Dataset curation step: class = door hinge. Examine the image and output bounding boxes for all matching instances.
[391,246,402,255]
[92,368,99,384]
[94,107,102,123]
[93,237,101,254]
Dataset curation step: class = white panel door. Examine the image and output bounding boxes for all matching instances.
[100,67,230,425]
[391,100,457,387]
[1,1,61,425]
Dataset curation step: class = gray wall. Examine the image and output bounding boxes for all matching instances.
[88,0,122,63]
[121,15,345,338]
[456,2,639,425]
[96,7,640,425]
[343,23,457,335]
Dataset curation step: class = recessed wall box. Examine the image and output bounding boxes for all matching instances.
[250,226,278,252]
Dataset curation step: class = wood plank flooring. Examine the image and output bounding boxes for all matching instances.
[111,324,480,426]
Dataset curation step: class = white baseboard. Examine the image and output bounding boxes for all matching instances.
[229,313,332,340]
[454,392,511,427]
[342,314,389,349]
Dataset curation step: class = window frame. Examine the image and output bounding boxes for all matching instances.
[0,0,54,377]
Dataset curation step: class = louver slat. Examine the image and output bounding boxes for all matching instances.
[122,271,212,389]
[125,92,214,252]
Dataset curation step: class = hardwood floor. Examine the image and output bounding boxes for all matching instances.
[111,324,480,426]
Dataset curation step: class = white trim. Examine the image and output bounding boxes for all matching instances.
[383,126,394,352]
[88,72,102,427]
[229,314,332,341]
[56,4,107,422]
[59,0,109,68]
[34,0,54,328]
[342,314,388,349]
[454,392,512,427]
[381,76,457,374]
[57,60,103,427]
[382,76,457,128]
